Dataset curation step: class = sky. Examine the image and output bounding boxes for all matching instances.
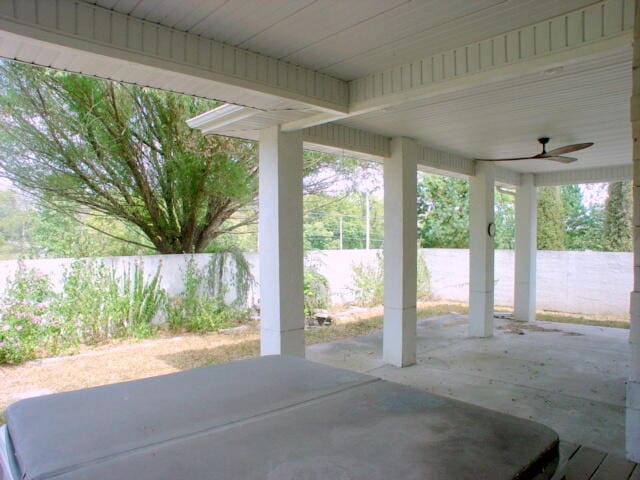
[581,183,608,207]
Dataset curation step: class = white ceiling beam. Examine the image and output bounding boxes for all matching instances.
[0,0,349,114]
[301,123,390,160]
[534,164,632,186]
[186,107,532,181]
[187,104,260,135]
[282,0,634,131]
[416,149,522,186]
[494,166,522,187]
[186,105,391,161]
[419,145,474,177]
[281,112,349,132]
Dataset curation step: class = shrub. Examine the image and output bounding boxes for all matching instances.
[5,261,52,303]
[0,300,46,363]
[205,248,254,307]
[168,256,248,332]
[350,252,384,307]
[303,262,330,318]
[0,262,55,363]
[0,255,250,364]
[350,251,432,307]
[54,260,165,343]
[54,260,113,344]
[119,262,167,337]
[417,254,433,301]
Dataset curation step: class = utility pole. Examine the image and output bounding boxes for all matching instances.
[339,215,343,250]
[365,191,370,249]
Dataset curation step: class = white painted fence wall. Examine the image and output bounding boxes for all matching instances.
[0,254,261,306]
[312,249,631,317]
[0,249,632,317]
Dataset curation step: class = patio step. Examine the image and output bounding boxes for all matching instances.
[553,441,638,479]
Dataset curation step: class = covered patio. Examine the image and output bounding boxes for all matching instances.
[309,314,628,459]
[0,0,637,477]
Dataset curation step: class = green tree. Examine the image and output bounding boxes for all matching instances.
[0,190,31,258]
[560,185,604,250]
[417,175,516,249]
[304,220,337,250]
[0,61,257,253]
[0,190,156,258]
[417,175,469,248]
[27,204,151,258]
[584,204,605,250]
[603,181,632,251]
[537,186,566,250]
[494,188,515,249]
[303,192,383,250]
[0,62,378,255]
[561,185,587,249]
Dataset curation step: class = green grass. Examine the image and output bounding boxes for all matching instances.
[496,303,628,329]
[536,312,629,329]
[305,302,469,345]
[305,316,383,344]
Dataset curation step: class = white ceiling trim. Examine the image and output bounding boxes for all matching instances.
[301,123,390,160]
[494,166,522,187]
[350,0,633,112]
[0,0,349,113]
[187,102,629,184]
[186,104,260,134]
[186,105,391,160]
[419,145,473,177]
[282,0,633,131]
[534,164,632,186]
[417,150,522,186]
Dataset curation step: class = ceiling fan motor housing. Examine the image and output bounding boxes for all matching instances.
[538,137,550,153]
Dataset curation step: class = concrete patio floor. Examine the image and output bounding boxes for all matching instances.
[307,314,629,457]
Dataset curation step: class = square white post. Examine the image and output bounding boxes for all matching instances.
[514,173,537,322]
[628,0,640,461]
[469,162,495,337]
[258,126,305,357]
[383,137,418,367]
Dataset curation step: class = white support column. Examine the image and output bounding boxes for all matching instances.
[258,126,305,357]
[469,163,495,337]
[627,0,640,462]
[514,174,537,322]
[383,137,418,367]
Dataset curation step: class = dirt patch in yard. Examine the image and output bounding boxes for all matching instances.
[497,322,583,336]
[442,317,469,327]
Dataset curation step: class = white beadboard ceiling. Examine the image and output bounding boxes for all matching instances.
[340,48,632,173]
[88,0,600,80]
[0,0,632,177]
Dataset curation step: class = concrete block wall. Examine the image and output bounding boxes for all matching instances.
[0,249,632,317]
[0,253,260,306]
[312,249,631,317]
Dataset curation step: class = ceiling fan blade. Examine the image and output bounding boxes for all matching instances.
[546,156,577,163]
[546,142,594,156]
[474,156,535,162]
